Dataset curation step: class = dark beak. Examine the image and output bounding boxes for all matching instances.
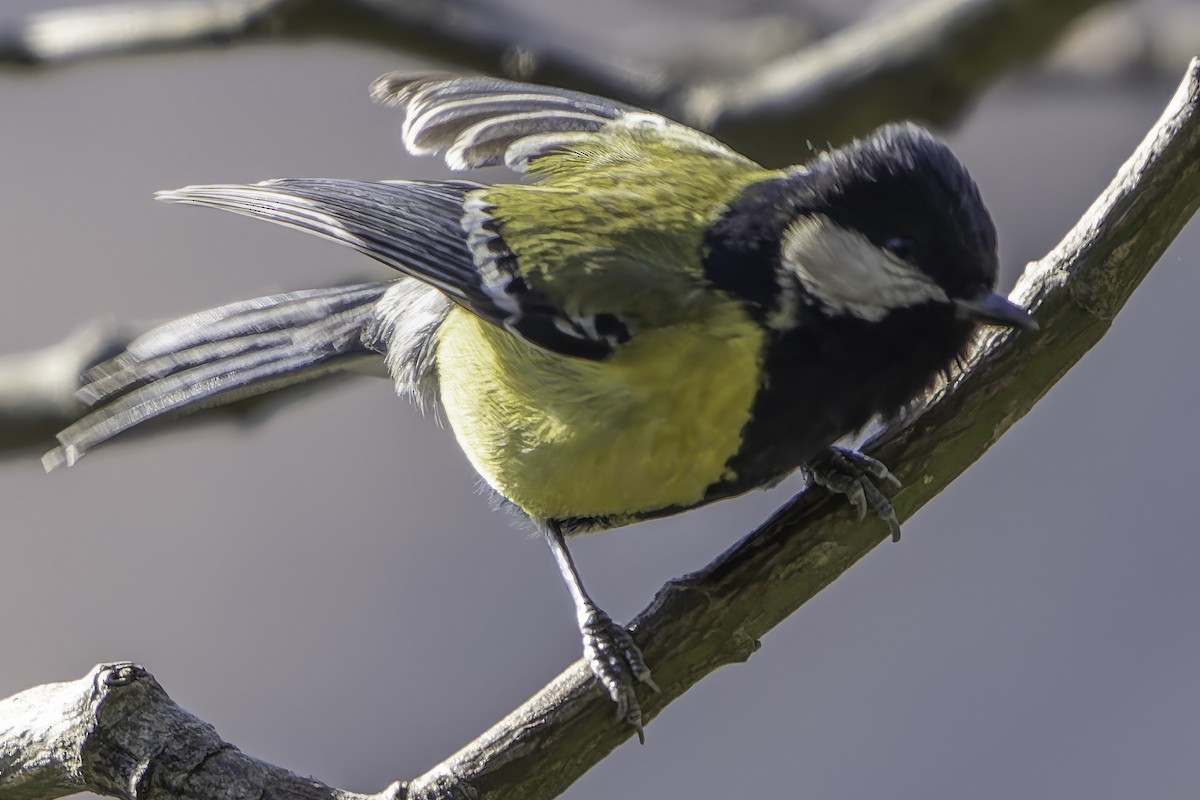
[955,291,1039,332]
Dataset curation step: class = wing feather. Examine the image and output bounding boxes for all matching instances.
[370,73,756,174]
[158,179,620,359]
[157,179,495,310]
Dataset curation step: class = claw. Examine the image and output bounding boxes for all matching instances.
[580,609,655,743]
[805,446,903,541]
[635,665,661,694]
[844,482,867,519]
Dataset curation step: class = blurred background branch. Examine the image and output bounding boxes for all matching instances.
[682,0,1120,159]
[4,0,1198,159]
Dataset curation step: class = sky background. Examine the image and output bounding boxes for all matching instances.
[2,1,1198,799]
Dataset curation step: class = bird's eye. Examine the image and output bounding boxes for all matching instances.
[883,237,917,261]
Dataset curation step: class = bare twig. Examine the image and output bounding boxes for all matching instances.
[1,0,1114,149]
[683,0,1116,162]
[0,0,670,99]
[1044,2,1200,79]
[0,0,287,64]
[3,55,1197,800]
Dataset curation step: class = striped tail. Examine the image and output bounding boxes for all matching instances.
[43,281,395,471]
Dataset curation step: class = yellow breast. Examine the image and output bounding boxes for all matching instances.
[434,305,764,523]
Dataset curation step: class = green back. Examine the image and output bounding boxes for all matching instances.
[483,121,779,330]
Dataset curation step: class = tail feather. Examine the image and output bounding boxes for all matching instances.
[44,281,395,471]
[80,327,297,405]
[111,282,391,365]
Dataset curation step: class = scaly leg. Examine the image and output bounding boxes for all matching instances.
[544,520,659,742]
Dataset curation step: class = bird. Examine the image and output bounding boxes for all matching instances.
[43,72,1037,740]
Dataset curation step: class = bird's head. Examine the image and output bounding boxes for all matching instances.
[704,123,1037,333]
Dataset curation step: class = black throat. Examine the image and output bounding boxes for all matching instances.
[706,304,974,503]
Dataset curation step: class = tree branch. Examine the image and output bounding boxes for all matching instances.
[0,0,1114,150]
[0,0,288,64]
[3,55,1197,800]
[0,0,745,101]
[682,0,1117,161]
[0,662,402,800]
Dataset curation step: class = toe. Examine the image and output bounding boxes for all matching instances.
[580,612,654,741]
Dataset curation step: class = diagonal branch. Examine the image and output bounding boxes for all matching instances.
[3,55,1197,800]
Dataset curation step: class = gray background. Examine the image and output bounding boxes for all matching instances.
[2,1,1198,798]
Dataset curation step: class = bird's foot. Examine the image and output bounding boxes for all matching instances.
[805,446,903,541]
[580,607,659,743]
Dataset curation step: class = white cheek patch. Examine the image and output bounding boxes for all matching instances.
[782,215,948,322]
